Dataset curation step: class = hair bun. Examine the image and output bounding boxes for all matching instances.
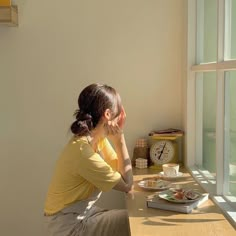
[75,110,92,121]
[71,110,93,135]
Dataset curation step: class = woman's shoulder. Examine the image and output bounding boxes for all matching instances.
[70,135,88,144]
[61,135,94,158]
[66,135,91,151]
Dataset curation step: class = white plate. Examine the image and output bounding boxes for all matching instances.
[158,171,184,179]
[158,189,202,203]
[138,180,171,190]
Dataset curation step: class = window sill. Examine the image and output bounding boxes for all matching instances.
[187,165,236,228]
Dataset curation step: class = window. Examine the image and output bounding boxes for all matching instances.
[187,0,236,224]
[195,72,217,174]
[225,71,236,204]
[196,0,217,63]
[225,0,236,59]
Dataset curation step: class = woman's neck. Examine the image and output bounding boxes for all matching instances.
[88,124,105,151]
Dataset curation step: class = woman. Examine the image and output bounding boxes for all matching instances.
[44,83,133,236]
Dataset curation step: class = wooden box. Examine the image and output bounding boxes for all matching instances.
[0,0,11,7]
[0,5,18,26]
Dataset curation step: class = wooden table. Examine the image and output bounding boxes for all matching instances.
[125,168,236,236]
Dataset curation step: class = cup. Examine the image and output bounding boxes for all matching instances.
[162,163,179,177]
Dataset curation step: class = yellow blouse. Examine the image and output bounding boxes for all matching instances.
[44,136,121,215]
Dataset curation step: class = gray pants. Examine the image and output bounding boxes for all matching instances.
[44,204,131,236]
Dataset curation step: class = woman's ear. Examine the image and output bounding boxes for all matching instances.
[104,109,112,121]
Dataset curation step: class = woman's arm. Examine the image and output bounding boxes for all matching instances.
[112,134,133,193]
[105,107,133,193]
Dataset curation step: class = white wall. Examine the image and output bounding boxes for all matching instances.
[0,0,186,235]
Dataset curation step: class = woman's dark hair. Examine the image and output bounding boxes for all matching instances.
[70,83,122,136]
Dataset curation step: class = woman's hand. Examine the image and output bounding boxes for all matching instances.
[105,123,122,136]
[104,106,126,143]
[117,106,126,130]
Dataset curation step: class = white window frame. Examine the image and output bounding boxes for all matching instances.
[186,0,236,226]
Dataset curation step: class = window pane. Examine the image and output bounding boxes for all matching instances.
[225,71,236,197]
[196,0,217,63]
[225,0,236,59]
[195,72,217,174]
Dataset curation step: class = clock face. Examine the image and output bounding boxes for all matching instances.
[150,140,175,165]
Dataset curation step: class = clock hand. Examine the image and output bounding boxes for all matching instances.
[158,142,166,160]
